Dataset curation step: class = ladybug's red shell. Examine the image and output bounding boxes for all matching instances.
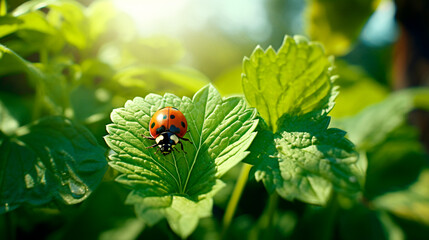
[149,107,188,138]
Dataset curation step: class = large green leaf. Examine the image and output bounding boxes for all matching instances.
[243,35,362,205]
[104,84,258,238]
[0,4,57,39]
[0,116,107,214]
[332,89,429,150]
[242,35,337,132]
[248,114,362,205]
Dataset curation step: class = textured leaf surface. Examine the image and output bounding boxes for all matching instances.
[104,84,258,238]
[0,116,107,214]
[243,35,362,205]
[249,114,362,205]
[242,35,337,132]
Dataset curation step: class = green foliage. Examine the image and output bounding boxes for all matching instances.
[374,169,429,225]
[0,116,106,214]
[332,89,419,150]
[1,0,429,239]
[330,60,389,118]
[0,1,212,237]
[0,44,44,82]
[242,35,337,132]
[243,35,362,205]
[105,85,258,238]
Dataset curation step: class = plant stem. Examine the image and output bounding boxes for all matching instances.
[221,163,252,237]
[256,192,279,240]
[265,192,279,231]
[0,0,7,16]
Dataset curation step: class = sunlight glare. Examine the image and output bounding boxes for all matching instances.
[113,0,189,35]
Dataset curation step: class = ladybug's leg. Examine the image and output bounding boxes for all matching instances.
[142,134,158,149]
[179,136,192,144]
[141,134,155,140]
[178,141,187,154]
[146,143,158,149]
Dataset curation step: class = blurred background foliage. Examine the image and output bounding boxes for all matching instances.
[0,0,429,239]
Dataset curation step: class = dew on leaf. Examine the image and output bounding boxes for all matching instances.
[68,180,87,199]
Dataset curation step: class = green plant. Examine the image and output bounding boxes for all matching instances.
[104,85,258,238]
[1,0,429,239]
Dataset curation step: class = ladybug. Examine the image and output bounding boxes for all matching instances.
[143,107,191,155]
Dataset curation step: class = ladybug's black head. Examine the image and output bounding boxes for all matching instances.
[155,132,179,155]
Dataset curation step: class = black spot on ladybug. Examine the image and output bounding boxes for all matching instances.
[151,122,155,129]
[181,121,186,128]
[156,125,166,134]
[170,115,175,119]
[162,114,167,119]
[170,125,180,134]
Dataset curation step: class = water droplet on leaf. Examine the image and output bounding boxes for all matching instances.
[68,180,87,199]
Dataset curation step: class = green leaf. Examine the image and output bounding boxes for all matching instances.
[104,84,258,238]
[248,114,362,205]
[0,116,107,214]
[242,35,337,132]
[0,44,44,81]
[243,35,362,205]
[0,93,32,135]
[45,1,87,50]
[11,0,58,16]
[11,11,56,34]
[10,0,88,50]
[52,181,141,240]
[364,124,427,199]
[332,89,423,150]
[0,15,23,38]
[306,0,381,55]
[373,169,429,226]
[329,60,389,118]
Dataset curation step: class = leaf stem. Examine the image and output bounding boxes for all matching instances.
[248,192,279,239]
[221,163,252,237]
[0,0,6,16]
[263,192,279,238]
